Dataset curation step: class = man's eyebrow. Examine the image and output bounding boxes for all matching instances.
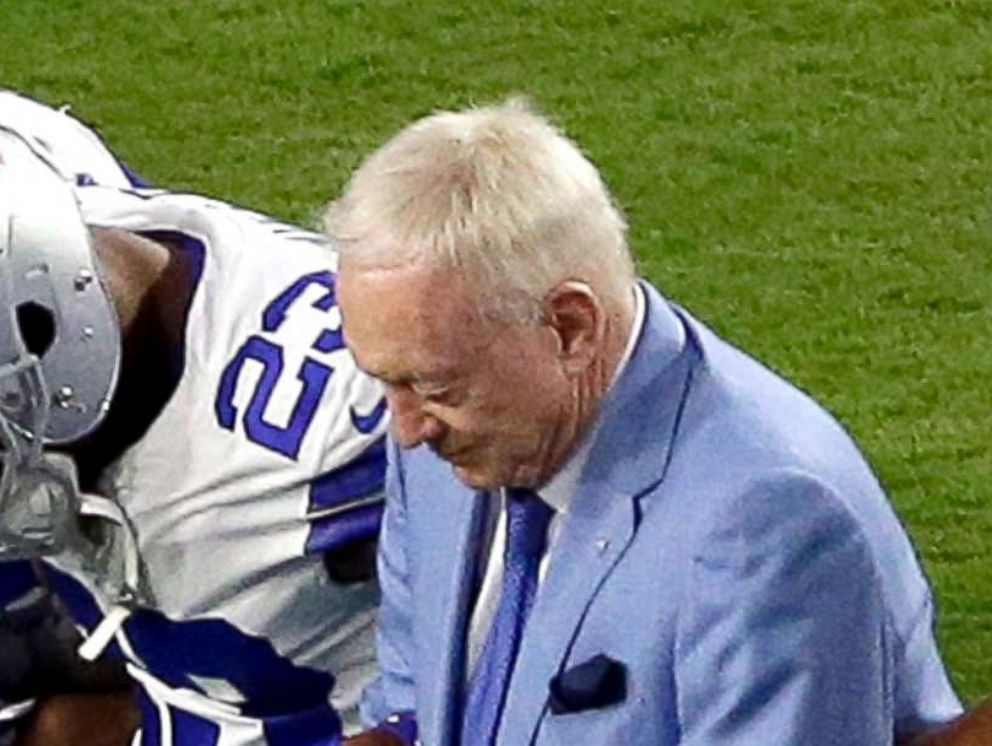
[377,369,457,387]
[353,350,459,384]
[376,371,416,385]
[361,367,426,386]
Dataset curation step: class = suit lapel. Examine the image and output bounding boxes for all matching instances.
[499,282,699,744]
[499,480,636,745]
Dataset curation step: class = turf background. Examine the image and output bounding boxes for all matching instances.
[2,0,990,700]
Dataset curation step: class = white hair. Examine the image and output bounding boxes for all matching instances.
[325,98,634,322]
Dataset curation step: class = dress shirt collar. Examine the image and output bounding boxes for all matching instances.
[537,283,646,515]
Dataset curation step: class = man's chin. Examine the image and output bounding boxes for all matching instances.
[450,462,542,491]
[451,464,496,491]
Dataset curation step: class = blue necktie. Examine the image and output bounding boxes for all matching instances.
[461,488,554,746]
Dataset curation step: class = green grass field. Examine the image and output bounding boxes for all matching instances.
[2,0,990,702]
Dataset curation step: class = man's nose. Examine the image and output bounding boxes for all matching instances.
[386,387,444,448]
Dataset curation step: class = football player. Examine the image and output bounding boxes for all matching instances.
[0,93,388,746]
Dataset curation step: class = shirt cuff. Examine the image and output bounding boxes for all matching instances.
[377,711,417,745]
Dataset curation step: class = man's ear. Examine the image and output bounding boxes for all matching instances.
[542,281,604,376]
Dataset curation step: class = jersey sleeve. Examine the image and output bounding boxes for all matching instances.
[0,89,143,189]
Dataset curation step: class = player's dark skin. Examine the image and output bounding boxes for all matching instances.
[344,730,406,746]
[908,702,992,746]
[67,228,197,490]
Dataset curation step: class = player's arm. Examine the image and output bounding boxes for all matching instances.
[0,563,136,746]
[0,562,131,744]
[904,701,992,746]
[674,472,892,744]
[343,729,406,746]
[14,691,138,746]
[0,561,47,738]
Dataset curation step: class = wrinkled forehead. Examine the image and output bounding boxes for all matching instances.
[338,261,499,380]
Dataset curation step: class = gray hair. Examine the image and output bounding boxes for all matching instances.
[324,98,634,322]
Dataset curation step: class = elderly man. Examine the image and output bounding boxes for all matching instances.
[329,99,961,746]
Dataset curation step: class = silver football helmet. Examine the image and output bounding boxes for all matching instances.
[0,128,142,609]
[0,125,121,444]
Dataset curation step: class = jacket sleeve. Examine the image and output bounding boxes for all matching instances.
[360,437,418,742]
[674,470,893,745]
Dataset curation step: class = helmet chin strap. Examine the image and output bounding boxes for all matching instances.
[72,472,143,662]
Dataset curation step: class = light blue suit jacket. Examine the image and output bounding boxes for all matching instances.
[364,282,961,745]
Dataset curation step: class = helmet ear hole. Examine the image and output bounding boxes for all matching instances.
[16,302,56,358]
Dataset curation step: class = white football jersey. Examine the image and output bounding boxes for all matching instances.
[45,185,388,746]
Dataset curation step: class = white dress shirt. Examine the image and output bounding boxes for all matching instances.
[465,284,646,676]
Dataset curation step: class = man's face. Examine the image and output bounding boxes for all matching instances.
[338,263,573,489]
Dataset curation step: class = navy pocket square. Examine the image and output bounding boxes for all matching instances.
[548,654,627,715]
